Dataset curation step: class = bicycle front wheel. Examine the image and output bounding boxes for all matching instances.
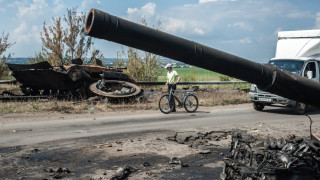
[159,94,174,114]
[184,94,198,113]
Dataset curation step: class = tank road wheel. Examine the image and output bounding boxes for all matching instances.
[89,80,142,101]
[253,102,265,111]
[295,102,307,115]
[158,94,174,114]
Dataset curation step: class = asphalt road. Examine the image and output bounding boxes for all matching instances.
[1,103,319,147]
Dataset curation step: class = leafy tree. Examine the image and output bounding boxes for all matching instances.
[0,32,14,79]
[113,47,126,68]
[142,51,161,81]
[41,17,64,66]
[125,48,144,81]
[123,48,161,82]
[40,8,94,66]
[63,8,92,63]
[85,49,104,66]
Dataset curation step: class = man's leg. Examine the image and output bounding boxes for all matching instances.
[171,84,176,112]
[168,84,176,112]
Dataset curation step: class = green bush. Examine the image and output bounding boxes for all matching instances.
[218,75,232,81]
[181,68,196,82]
[0,32,14,80]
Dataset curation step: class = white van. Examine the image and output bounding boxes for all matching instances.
[249,29,320,114]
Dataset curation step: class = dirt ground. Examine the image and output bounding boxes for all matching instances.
[0,130,232,180]
[0,106,233,179]
[1,104,319,180]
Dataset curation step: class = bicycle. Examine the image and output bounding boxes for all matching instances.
[158,87,199,114]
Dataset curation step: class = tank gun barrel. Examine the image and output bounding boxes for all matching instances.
[85,8,320,108]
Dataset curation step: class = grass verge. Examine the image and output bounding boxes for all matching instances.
[0,89,250,114]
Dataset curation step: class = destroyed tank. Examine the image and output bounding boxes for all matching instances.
[7,58,142,100]
[84,8,320,109]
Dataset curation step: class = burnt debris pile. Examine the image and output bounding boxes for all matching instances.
[221,131,320,180]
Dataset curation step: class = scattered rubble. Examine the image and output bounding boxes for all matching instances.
[169,157,181,165]
[43,167,71,179]
[30,147,40,153]
[199,150,211,154]
[94,143,113,148]
[111,165,138,180]
[167,130,231,149]
[143,162,151,167]
[75,130,88,134]
[221,131,320,180]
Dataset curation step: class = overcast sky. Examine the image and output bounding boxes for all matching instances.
[0,0,320,62]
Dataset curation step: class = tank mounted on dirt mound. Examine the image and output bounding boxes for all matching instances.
[84,8,320,109]
[7,58,142,101]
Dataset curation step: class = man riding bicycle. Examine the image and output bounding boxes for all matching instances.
[165,63,181,112]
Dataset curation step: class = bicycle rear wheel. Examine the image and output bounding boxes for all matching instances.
[184,94,198,113]
[159,94,174,114]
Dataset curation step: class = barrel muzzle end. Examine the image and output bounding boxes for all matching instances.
[85,8,95,35]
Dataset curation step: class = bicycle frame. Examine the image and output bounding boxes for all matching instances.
[168,88,193,106]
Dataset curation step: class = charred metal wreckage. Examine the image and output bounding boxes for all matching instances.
[5,59,142,101]
[84,9,320,179]
[221,130,320,180]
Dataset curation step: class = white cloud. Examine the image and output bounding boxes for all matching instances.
[287,11,312,19]
[257,27,282,43]
[162,18,186,34]
[194,28,205,35]
[141,2,156,16]
[80,0,101,11]
[315,12,320,29]
[228,22,253,31]
[16,0,48,19]
[0,0,5,12]
[52,0,65,14]
[199,0,238,4]
[13,23,27,39]
[12,23,41,43]
[221,37,252,44]
[158,0,316,41]
[161,16,208,36]
[127,2,156,22]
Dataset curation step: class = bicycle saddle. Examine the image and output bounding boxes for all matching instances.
[182,87,189,90]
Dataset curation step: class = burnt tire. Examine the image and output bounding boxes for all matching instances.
[253,102,265,111]
[89,80,141,99]
[295,102,307,115]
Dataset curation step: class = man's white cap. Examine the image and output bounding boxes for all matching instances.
[165,63,172,68]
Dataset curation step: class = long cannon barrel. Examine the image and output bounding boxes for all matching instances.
[85,8,320,108]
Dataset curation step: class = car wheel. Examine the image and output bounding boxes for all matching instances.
[295,102,307,115]
[253,102,265,111]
